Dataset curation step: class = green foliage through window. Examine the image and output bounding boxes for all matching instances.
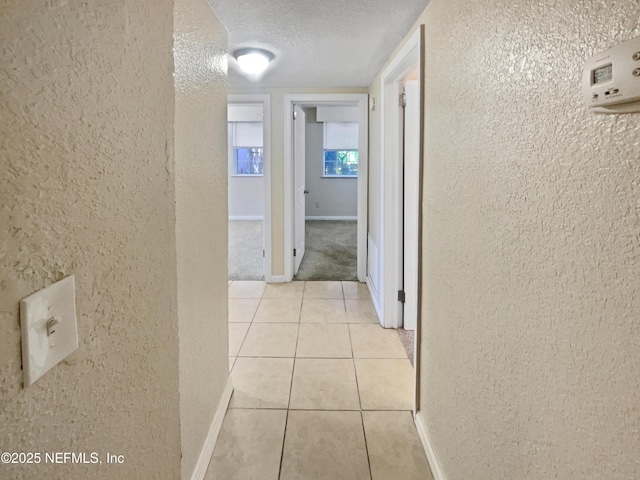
[323,150,358,177]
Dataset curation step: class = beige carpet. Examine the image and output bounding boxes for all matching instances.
[397,328,414,366]
[228,220,358,281]
[294,221,357,281]
[228,220,264,281]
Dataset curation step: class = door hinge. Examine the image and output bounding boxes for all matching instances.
[399,92,407,108]
[398,290,406,303]
[293,249,297,257]
[293,110,297,120]
[263,249,265,258]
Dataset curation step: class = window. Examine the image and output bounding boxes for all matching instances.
[323,122,358,177]
[234,147,264,175]
[229,121,264,175]
[324,150,358,176]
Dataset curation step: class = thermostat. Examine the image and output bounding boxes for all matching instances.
[583,36,640,114]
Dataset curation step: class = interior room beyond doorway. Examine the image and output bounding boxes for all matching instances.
[227,96,269,281]
[293,106,358,281]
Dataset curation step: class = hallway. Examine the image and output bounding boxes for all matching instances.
[207,281,432,479]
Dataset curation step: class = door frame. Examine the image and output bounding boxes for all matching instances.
[283,93,369,282]
[379,26,424,414]
[292,105,306,275]
[402,79,420,332]
[379,28,421,329]
[227,94,273,281]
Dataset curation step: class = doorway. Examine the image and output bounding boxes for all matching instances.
[379,26,424,412]
[227,94,272,281]
[283,94,369,283]
[379,30,422,331]
[401,76,420,332]
[292,105,360,281]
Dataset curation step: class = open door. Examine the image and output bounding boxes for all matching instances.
[402,79,420,331]
[293,105,306,275]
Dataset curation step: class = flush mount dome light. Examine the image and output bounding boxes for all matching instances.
[233,48,274,75]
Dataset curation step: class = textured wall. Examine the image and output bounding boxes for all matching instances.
[304,108,358,218]
[0,1,180,478]
[373,0,640,478]
[174,0,229,478]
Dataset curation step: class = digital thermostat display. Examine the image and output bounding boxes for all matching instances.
[592,64,612,84]
[582,36,640,113]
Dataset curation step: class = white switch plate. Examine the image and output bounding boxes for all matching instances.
[20,275,78,386]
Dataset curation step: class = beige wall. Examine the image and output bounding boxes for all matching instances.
[0,1,181,478]
[0,1,230,478]
[371,0,640,478]
[174,0,229,478]
[229,87,367,277]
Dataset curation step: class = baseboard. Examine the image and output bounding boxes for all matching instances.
[228,216,264,221]
[190,377,234,480]
[264,275,289,283]
[366,276,382,323]
[305,216,357,221]
[415,411,446,480]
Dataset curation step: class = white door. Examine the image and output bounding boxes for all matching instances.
[403,80,420,331]
[293,105,306,275]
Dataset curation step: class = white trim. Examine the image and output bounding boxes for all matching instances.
[366,275,383,323]
[228,94,273,282]
[415,411,446,480]
[190,378,234,480]
[379,29,421,329]
[267,275,288,284]
[283,93,369,283]
[305,216,357,221]
[228,216,264,221]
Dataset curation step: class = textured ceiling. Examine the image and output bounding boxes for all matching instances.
[207,0,429,88]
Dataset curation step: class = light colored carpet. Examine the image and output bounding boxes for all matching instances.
[397,328,414,366]
[228,220,357,281]
[228,220,264,281]
[295,220,357,281]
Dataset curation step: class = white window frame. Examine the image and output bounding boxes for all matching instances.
[229,122,265,177]
[322,121,359,178]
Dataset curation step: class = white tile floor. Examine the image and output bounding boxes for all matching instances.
[206,281,433,480]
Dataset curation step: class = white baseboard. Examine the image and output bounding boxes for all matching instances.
[305,216,357,221]
[228,216,264,221]
[415,411,446,480]
[265,275,289,284]
[366,276,382,324]
[190,377,234,480]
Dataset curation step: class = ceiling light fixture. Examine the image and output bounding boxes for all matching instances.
[233,48,274,75]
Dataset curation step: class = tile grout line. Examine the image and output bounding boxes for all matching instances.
[226,406,414,412]
[346,322,364,412]
[345,297,374,480]
[231,322,252,358]
[277,409,290,480]
[252,292,265,323]
[360,410,374,480]
[277,297,303,480]
[289,300,302,409]
[227,282,412,479]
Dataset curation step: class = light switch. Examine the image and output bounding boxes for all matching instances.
[20,275,78,386]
